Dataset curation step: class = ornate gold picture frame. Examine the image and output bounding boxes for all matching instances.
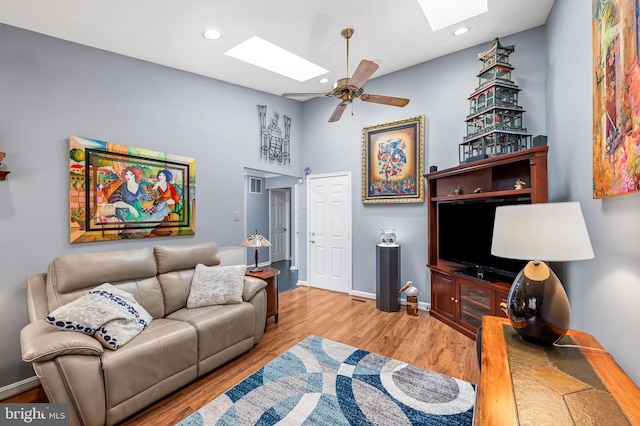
[361,115,425,204]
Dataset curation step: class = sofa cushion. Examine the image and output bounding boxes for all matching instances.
[156,242,222,315]
[100,318,198,409]
[154,242,220,274]
[45,283,153,350]
[187,264,245,308]
[166,303,255,364]
[45,247,165,319]
[46,247,157,307]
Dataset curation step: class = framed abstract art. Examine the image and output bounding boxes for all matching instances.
[361,116,425,204]
[69,135,196,243]
[593,0,640,198]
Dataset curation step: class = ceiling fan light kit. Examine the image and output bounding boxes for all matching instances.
[282,28,410,122]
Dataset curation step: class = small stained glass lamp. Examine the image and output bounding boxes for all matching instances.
[241,231,272,272]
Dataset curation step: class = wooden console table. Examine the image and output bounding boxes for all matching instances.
[245,267,280,328]
[476,316,640,425]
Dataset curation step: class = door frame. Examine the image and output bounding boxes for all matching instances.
[306,171,352,293]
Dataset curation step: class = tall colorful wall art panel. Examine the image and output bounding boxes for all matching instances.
[69,136,196,243]
[593,0,640,198]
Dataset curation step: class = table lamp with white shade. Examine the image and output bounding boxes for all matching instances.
[491,201,594,345]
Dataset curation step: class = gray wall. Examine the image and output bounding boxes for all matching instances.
[300,27,548,309]
[0,24,303,388]
[244,174,270,266]
[2,0,640,393]
[546,1,640,385]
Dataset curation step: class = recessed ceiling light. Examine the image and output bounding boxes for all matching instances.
[453,27,469,36]
[203,29,221,40]
[319,77,329,84]
[225,36,328,82]
[417,0,487,32]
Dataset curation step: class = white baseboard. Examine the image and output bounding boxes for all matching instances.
[291,285,431,311]
[350,290,376,299]
[0,376,40,400]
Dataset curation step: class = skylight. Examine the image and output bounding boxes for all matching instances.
[225,36,328,82]
[417,0,488,32]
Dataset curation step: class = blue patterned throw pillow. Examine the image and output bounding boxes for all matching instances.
[46,283,153,350]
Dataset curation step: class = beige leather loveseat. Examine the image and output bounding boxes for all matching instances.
[20,242,267,426]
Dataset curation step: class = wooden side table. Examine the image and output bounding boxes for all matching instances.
[245,266,280,327]
[476,316,640,425]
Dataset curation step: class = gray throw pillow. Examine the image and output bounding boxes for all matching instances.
[187,264,246,308]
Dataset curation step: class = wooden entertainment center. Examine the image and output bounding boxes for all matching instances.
[424,147,548,339]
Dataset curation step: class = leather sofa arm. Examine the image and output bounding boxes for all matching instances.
[242,276,267,301]
[21,320,103,363]
[26,272,49,322]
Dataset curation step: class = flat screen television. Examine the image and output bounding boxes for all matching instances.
[437,199,528,281]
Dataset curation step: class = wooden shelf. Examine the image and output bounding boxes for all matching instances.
[430,188,532,202]
[0,170,10,181]
[424,147,548,339]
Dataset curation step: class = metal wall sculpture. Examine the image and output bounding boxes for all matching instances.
[257,105,291,164]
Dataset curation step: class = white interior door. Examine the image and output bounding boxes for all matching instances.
[270,189,290,262]
[307,172,352,293]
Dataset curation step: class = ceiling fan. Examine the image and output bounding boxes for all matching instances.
[282,28,410,122]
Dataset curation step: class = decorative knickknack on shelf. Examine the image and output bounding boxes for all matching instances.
[0,151,9,180]
[459,38,532,163]
[400,281,420,316]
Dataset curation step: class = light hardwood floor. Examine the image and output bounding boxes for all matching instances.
[5,286,480,425]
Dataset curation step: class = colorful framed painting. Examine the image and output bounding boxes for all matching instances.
[361,115,425,204]
[69,135,196,243]
[593,0,640,198]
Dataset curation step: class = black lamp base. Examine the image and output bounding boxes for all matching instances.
[507,261,570,346]
[249,248,263,273]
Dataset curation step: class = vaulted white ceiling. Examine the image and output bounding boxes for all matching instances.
[0,0,554,99]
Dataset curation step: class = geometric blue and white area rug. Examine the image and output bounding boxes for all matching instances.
[177,335,476,425]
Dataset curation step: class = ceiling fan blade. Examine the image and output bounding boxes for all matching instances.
[360,93,410,107]
[348,60,379,90]
[282,92,331,98]
[329,102,349,122]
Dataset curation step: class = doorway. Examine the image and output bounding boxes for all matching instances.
[270,188,290,263]
[307,172,352,293]
[244,168,300,270]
